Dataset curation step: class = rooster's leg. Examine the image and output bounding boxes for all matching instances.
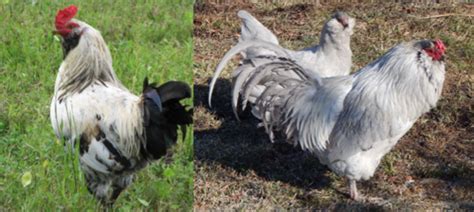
[349,179,360,201]
[109,184,126,206]
[109,175,133,204]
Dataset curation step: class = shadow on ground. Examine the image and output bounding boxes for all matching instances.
[194,78,333,191]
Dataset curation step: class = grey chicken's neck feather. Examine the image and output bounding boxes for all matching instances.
[300,24,353,77]
[351,43,445,117]
[355,43,444,94]
[319,30,351,52]
[322,43,445,180]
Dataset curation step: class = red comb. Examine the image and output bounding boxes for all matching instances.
[55,5,78,37]
[434,39,446,54]
[425,39,446,61]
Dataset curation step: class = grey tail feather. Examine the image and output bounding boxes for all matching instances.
[237,10,279,44]
[237,10,252,20]
[232,57,309,121]
[208,40,290,107]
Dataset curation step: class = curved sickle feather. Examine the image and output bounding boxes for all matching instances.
[208,40,290,107]
[145,89,162,112]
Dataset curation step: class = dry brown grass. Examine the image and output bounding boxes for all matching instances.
[194,1,473,210]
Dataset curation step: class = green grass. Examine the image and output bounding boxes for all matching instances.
[0,0,193,210]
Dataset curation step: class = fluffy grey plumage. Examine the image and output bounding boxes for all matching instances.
[210,39,446,200]
[209,10,355,106]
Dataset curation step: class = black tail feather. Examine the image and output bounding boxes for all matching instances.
[143,78,191,104]
[141,78,193,160]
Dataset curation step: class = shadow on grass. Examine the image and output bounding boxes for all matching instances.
[194,78,332,191]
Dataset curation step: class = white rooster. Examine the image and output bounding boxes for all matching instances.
[209,10,355,107]
[50,5,192,206]
[209,39,446,200]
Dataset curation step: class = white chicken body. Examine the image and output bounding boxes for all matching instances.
[51,81,148,200]
[50,6,192,206]
[50,20,144,160]
[50,80,143,159]
[49,23,149,204]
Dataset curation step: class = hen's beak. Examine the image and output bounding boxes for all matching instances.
[342,22,349,28]
[337,18,349,28]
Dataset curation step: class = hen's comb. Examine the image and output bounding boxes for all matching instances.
[55,5,78,37]
[424,39,446,61]
[434,39,446,54]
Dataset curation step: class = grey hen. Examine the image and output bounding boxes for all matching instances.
[209,39,446,200]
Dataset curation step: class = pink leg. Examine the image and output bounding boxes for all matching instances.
[349,179,360,201]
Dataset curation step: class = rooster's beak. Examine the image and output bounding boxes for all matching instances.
[440,55,446,61]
